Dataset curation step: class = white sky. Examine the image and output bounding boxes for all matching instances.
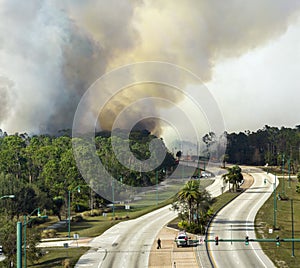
[207,17,300,133]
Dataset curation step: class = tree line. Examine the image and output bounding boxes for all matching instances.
[0,129,175,219]
[225,125,300,171]
[0,129,176,265]
[0,124,298,220]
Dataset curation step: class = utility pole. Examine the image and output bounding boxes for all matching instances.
[288,158,291,188]
[273,174,277,229]
[156,170,158,205]
[281,154,285,195]
[291,199,295,257]
[197,141,201,178]
[17,222,22,268]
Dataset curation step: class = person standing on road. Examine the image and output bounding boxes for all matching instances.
[157,238,161,249]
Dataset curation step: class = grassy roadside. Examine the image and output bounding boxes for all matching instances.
[28,247,87,268]
[255,177,300,268]
[55,179,213,238]
[56,199,174,238]
[210,191,240,212]
[29,200,173,268]
[28,179,214,267]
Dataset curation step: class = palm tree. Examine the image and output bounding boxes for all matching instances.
[176,180,201,224]
[222,165,243,192]
[195,188,213,232]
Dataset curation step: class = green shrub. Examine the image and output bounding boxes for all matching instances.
[104,207,112,213]
[91,209,103,216]
[27,217,47,227]
[72,215,83,222]
[82,211,91,217]
[73,202,89,212]
[41,229,57,238]
[178,220,188,230]
[186,223,202,234]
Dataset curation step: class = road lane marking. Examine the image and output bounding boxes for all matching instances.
[246,173,274,268]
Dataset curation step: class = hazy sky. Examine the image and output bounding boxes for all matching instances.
[208,17,300,133]
[0,1,299,136]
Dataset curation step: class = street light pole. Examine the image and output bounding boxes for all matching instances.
[68,186,80,238]
[273,174,277,229]
[23,208,46,268]
[68,190,71,238]
[197,142,201,178]
[288,158,291,188]
[156,170,158,205]
[112,179,115,219]
[291,199,295,257]
[281,154,285,195]
[24,215,27,268]
[17,222,22,268]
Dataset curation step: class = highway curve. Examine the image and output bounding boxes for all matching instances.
[208,170,277,268]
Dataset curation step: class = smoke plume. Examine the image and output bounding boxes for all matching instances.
[0,0,299,134]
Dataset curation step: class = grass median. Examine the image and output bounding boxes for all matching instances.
[255,176,300,268]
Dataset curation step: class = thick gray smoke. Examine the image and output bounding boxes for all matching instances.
[0,0,300,134]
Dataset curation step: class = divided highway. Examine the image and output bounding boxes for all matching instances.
[75,205,177,268]
[208,170,277,268]
[76,171,227,268]
[76,167,275,268]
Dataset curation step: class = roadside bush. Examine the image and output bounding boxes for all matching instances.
[72,215,83,222]
[41,229,57,238]
[178,220,188,230]
[27,216,48,227]
[110,215,123,221]
[82,211,91,217]
[104,207,112,213]
[73,202,89,212]
[62,258,71,268]
[90,209,103,216]
[186,223,202,234]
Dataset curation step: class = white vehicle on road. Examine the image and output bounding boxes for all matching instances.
[175,231,189,247]
[175,231,198,247]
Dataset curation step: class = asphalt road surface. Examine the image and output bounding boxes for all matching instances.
[75,205,177,268]
[208,171,277,268]
[76,171,228,268]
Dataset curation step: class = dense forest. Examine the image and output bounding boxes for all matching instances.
[226,125,300,172]
[0,124,299,220]
[0,129,175,220]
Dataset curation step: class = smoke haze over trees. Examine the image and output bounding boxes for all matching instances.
[0,1,299,136]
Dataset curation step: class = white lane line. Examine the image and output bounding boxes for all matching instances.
[246,173,274,268]
[97,248,107,268]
